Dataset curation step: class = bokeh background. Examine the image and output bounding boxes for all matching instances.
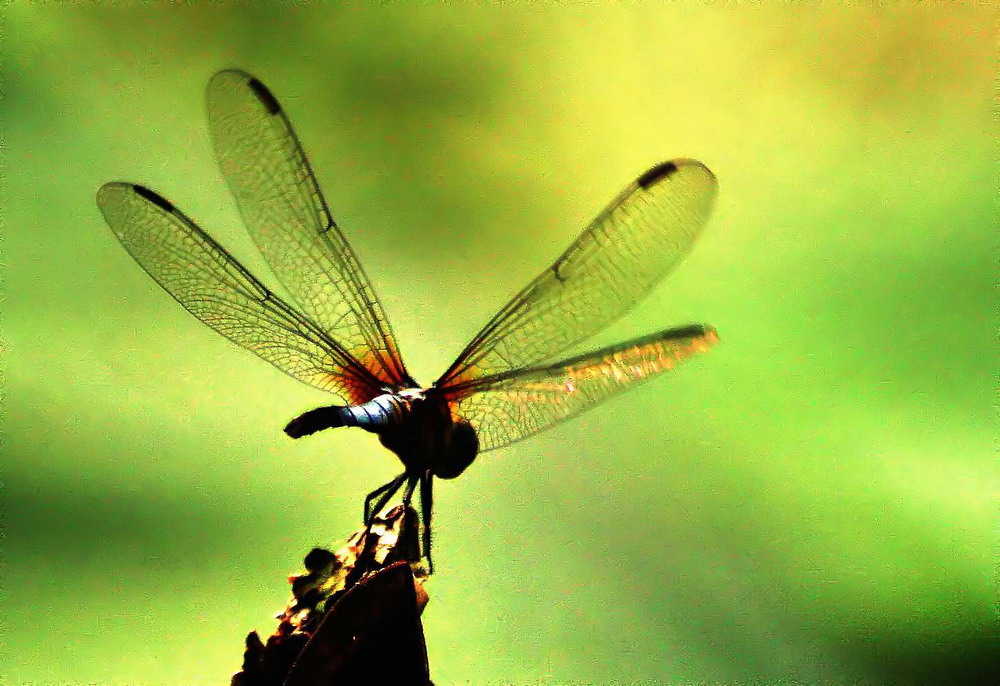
[3,3,994,684]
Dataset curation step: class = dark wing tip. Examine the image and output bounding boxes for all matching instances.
[661,323,718,341]
[248,77,282,115]
[636,161,679,189]
[132,184,175,212]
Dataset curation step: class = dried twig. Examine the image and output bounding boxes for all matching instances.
[232,506,432,685]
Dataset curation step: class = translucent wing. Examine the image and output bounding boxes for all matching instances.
[445,325,717,452]
[436,160,717,388]
[97,183,388,404]
[206,69,412,390]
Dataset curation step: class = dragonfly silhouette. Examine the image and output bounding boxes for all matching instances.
[97,70,719,570]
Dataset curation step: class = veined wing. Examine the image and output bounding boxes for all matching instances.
[445,325,717,452]
[436,160,717,388]
[206,70,413,390]
[97,183,389,404]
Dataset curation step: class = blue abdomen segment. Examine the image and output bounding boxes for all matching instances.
[338,393,412,432]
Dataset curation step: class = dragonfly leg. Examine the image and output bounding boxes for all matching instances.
[401,474,419,509]
[420,472,434,573]
[364,472,407,525]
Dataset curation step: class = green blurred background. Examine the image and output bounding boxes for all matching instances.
[3,3,994,684]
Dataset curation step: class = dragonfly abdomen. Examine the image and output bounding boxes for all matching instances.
[284,393,413,438]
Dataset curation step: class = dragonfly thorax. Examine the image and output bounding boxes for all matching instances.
[377,388,479,480]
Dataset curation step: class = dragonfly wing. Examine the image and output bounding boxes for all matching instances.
[97,182,387,404]
[437,160,717,387]
[445,325,717,452]
[206,69,412,390]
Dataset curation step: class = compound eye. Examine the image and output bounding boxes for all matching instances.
[433,421,479,479]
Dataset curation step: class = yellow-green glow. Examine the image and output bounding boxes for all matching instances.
[5,3,993,683]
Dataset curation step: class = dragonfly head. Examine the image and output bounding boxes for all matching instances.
[431,420,478,480]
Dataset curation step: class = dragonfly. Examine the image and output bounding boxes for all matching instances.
[97,70,719,571]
